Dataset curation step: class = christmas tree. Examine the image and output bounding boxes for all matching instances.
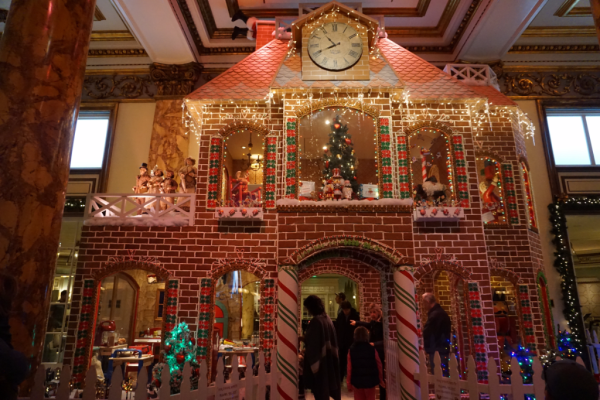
[150,322,200,394]
[539,330,580,368]
[322,115,359,193]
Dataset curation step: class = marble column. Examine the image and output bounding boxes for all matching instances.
[0,0,96,394]
[147,62,202,173]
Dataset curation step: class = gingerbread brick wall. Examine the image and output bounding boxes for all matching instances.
[63,95,550,375]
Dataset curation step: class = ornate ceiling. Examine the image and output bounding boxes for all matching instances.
[0,0,599,72]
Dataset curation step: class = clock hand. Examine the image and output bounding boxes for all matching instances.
[325,36,336,46]
[324,42,341,50]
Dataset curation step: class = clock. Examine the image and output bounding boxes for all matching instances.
[307,22,362,71]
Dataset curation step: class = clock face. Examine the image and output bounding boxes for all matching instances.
[307,22,362,71]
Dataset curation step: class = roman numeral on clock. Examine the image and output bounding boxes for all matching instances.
[352,43,361,47]
[313,50,322,57]
[321,27,328,34]
[313,35,321,40]
[333,60,337,68]
[310,44,319,48]
[321,57,328,65]
[331,23,337,32]
[349,33,357,39]
[348,50,358,58]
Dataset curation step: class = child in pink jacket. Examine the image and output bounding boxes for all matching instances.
[347,326,385,400]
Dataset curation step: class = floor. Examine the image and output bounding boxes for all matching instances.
[303,379,354,400]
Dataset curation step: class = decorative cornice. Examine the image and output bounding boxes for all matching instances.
[521,26,597,37]
[508,44,600,53]
[87,48,148,58]
[149,62,203,96]
[90,30,136,41]
[386,0,460,38]
[82,74,155,101]
[554,0,591,17]
[85,68,150,75]
[496,66,600,99]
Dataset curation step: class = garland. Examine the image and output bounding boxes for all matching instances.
[501,163,519,224]
[547,197,600,360]
[261,279,276,368]
[397,135,410,199]
[196,278,213,361]
[264,135,277,209]
[378,118,393,198]
[164,279,179,333]
[207,136,222,209]
[467,282,488,383]
[518,284,536,351]
[452,135,469,207]
[285,118,297,198]
[72,279,96,386]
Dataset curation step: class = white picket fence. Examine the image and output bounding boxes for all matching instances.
[414,349,586,400]
[25,352,275,400]
[84,193,195,226]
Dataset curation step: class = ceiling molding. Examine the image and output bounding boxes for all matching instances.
[498,67,600,99]
[174,0,255,55]
[230,0,432,18]
[88,49,149,57]
[508,44,600,53]
[404,0,483,53]
[386,0,461,38]
[522,26,597,37]
[94,6,106,21]
[554,0,592,17]
[90,30,136,41]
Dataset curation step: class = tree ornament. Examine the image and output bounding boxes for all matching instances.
[176,354,185,364]
[345,138,352,145]
[334,122,341,129]
[164,344,171,352]
[336,154,341,159]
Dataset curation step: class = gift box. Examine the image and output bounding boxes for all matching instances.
[359,184,379,200]
[299,181,315,200]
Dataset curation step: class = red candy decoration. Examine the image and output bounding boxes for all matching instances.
[176,354,185,364]
[334,123,341,129]
[345,138,351,145]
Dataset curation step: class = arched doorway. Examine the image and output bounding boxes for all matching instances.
[276,236,420,400]
[70,259,176,386]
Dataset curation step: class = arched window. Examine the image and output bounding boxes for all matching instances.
[409,128,454,205]
[476,156,507,224]
[520,161,537,230]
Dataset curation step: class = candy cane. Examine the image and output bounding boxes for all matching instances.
[420,148,428,182]
[394,267,420,400]
[277,267,299,400]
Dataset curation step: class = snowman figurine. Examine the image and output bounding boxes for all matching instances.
[343,180,353,200]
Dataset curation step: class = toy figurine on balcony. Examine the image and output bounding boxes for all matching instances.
[479,161,502,224]
[161,170,178,211]
[178,157,197,211]
[133,163,151,215]
[147,166,164,212]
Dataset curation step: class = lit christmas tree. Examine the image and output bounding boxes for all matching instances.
[322,115,359,193]
[150,322,200,394]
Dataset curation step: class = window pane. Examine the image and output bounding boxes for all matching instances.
[547,116,590,165]
[70,118,109,169]
[585,116,600,164]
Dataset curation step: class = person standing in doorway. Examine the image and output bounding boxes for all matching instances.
[303,295,341,400]
[335,292,346,319]
[422,292,451,374]
[347,326,385,400]
[336,300,360,384]
[350,304,386,400]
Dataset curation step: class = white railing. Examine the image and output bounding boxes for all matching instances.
[84,193,195,226]
[26,352,276,400]
[443,64,500,90]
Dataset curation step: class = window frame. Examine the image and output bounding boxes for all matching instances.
[537,100,600,197]
[545,110,600,167]
[70,103,119,193]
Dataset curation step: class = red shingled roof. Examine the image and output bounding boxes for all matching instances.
[186,39,290,101]
[377,38,481,100]
[467,84,517,107]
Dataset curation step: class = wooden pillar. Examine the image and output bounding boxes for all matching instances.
[591,0,600,46]
[0,0,96,394]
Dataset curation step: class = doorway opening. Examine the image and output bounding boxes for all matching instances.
[300,274,360,329]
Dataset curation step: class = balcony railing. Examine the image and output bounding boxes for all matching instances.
[83,193,195,226]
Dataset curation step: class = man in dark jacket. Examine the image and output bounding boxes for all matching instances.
[422,292,451,374]
[336,301,359,383]
[303,295,341,400]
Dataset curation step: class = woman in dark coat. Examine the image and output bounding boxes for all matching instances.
[350,303,386,400]
[303,295,341,400]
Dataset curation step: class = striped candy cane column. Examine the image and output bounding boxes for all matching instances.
[277,266,299,400]
[394,266,421,400]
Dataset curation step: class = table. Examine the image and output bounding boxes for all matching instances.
[108,354,154,368]
[98,344,127,356]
